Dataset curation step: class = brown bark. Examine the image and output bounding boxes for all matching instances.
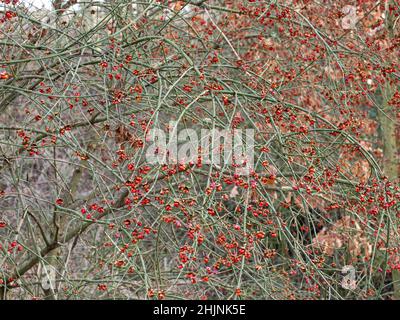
[381,0,400,299]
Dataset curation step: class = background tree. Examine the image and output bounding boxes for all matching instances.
[0,0,399,299]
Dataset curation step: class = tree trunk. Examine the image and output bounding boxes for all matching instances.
[380,0,400,300]
[378,82,399,299]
